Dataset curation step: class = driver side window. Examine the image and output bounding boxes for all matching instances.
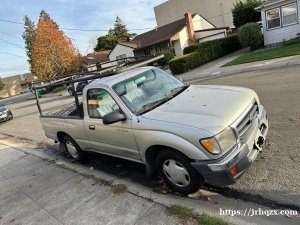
[87,89,119,119]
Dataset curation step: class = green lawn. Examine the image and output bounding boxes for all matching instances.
[223,42,300,67]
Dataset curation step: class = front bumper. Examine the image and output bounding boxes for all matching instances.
[191,105,268,187]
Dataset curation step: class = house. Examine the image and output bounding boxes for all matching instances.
[154,0,244,28]
[256,0,300,46]
[195,27,229,43]
[0,73,36,98]
[129,13,227,57]
[81,50,112,71]
[108,42,139,66]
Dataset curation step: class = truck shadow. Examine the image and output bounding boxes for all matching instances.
[43,145,300,211]
[44,146,162,191]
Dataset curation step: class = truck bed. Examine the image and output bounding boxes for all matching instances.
[45,102,83,117]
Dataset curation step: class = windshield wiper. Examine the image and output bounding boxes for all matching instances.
[135,96,173,116]
[169,84,190,96]
[135,84,190,116]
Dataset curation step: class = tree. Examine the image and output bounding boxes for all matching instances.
[232,0,262,28]
[94,35,120,51]
[31,19,81,79]
[39,9,51,21]
[0,78,5,91]
[22,16,35,66]
[109,16,136,41]
[94,16,136,51]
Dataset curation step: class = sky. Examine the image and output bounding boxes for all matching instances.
[0,0,166,78]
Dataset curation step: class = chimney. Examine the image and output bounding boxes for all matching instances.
[184,12,196,46]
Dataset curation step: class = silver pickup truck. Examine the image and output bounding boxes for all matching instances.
[39,67,268,194]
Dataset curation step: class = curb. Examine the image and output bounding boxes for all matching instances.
[181,61,300,83]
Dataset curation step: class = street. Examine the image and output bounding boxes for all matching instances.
[0,65,299,223]
[192,65,300,207]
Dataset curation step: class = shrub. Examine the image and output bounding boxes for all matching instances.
[238,23,263,51]
[170,35,242,75]
[156,51,174,68]
[51,86,66,93]
[283,37,300,46]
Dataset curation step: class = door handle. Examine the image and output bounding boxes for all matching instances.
[88,125,95,130]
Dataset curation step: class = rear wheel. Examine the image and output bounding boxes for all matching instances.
[63,135,85,161]
[156,149,204,194]
[68,89,74,96]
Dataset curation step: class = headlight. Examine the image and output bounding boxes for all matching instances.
[200,127,236,155]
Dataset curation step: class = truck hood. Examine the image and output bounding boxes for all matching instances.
[142,85,256,134]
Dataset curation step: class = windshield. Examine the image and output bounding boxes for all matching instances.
[113,68,185,114]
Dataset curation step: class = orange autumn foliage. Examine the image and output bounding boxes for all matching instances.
[31,19,81,79]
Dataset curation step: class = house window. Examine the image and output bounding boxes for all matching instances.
[267,8,281,29]
[282,3,298,26]
[266,2,298,30]
[116,54,126,60]
[144,48,151,55]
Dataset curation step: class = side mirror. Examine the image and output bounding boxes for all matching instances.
[102,111,126,125]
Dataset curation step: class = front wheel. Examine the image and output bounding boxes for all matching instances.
[156,150,204,194]
[63,136,85,161]
[8,112,13,120]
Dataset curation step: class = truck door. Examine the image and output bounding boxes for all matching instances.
[84,88,141,161]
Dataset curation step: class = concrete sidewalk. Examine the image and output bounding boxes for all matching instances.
[1,138,299,225]
[0,143,183,225]
[174,49,300,82]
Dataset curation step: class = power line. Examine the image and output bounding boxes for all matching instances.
[0,50,27,58]
[0,18,23,25]
[0,37,24,49]
[0,31,22,40]
[0,18,153,32]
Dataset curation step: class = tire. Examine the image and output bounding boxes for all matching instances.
[68,89,74,96]
[63,135,85,161]
[156,149,204,194]
[8,112,13,120]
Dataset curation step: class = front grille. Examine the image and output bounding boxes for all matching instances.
[236,102,258,136]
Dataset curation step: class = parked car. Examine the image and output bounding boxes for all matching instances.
[0,105,13,122]
[36,67,268,194]
[67,81,89,96]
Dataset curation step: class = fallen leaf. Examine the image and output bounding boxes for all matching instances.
[289,117,298,123]
[286,214,294,219]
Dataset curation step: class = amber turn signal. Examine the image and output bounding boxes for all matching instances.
[230,165,238,177]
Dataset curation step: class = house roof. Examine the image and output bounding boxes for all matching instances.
[119,41,139,49]
[81,50,111,65]
[195,27,229,33]
[256,0,284,10]
[131,17,188,50]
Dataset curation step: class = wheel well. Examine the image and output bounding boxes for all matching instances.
[145,145,191,167]
[57,132,68,143]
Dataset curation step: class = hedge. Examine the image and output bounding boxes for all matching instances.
[169,35,242,75]
[169,52,201,75]
[183,34,241,55]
